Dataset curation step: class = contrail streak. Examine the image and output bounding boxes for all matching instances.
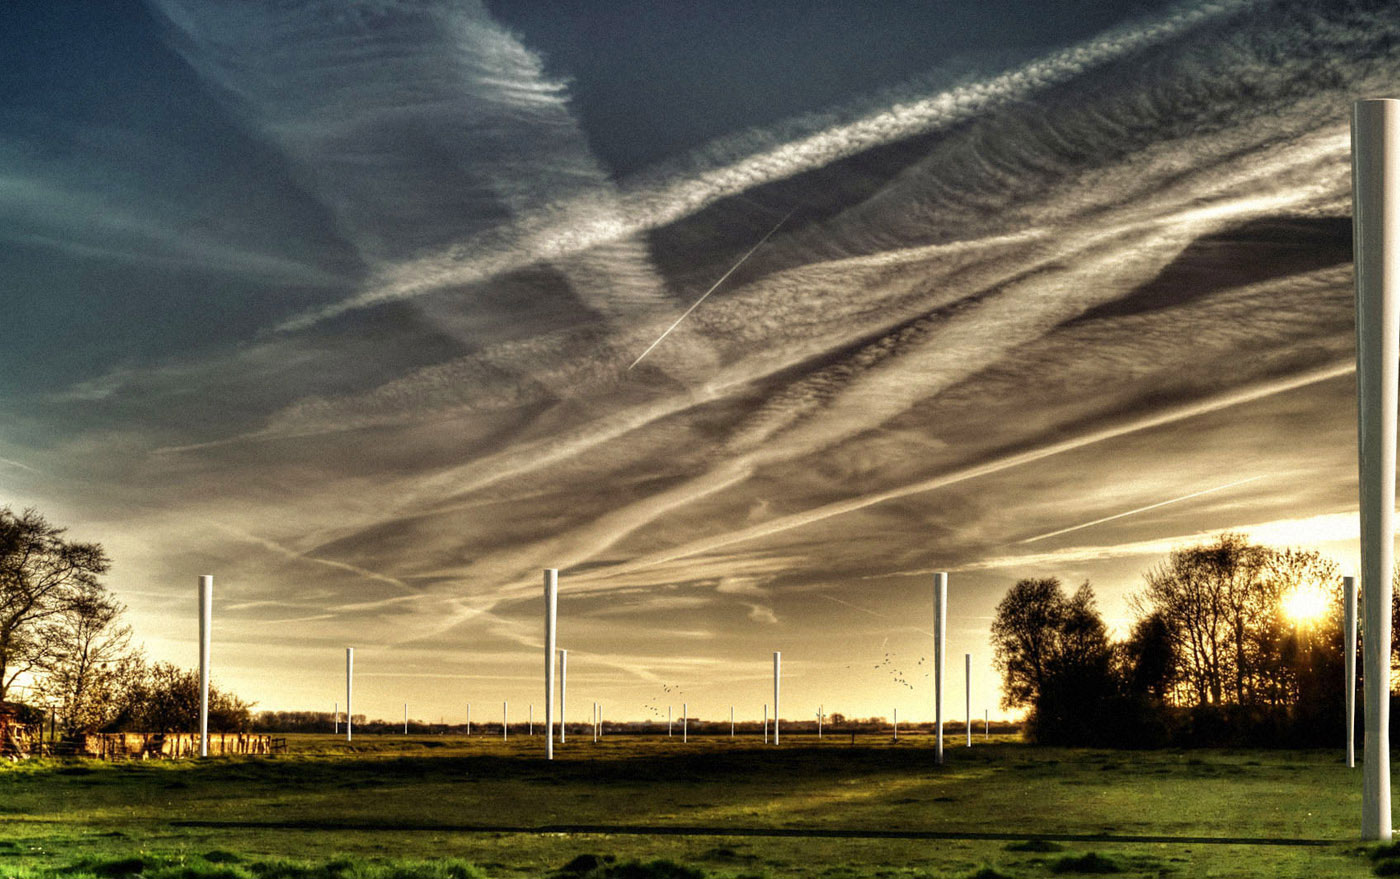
[1017,475,1267,545]
[628,208,796,369]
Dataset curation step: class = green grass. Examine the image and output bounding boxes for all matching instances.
[0,732,1385,877]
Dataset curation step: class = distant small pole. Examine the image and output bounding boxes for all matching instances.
[984,708,990,740]
[346,647,354,742]
[198,575,213,757]
[763,704,769,743]
[773,651,781,746]
[503,701,508,740]
[593,702,599,743]
[683,703,688,743]
[530,703,534,736]
[598,702,603,739]
[965,653,972,747]
[893,708,898,741]
[334,701,339,735]
[818,705,823,739]
[403,703,408,735]
[1346,574,1358,768]
[467,703,471,736]
[669,705,673,737]
[731,706,735,738]
[933,572,946,766]
[560,649,569,745]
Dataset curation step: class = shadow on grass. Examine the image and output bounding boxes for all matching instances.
[170,819,1334,847]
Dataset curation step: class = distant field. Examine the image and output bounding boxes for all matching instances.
[0,732,1392,878]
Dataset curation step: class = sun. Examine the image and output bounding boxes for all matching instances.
[1282,585,1330,626]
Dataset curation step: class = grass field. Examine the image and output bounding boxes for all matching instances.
[1,732,1394,878]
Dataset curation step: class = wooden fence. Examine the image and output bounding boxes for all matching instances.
[72,732,283,760]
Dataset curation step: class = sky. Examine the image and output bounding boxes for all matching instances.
[0,0,1395,726]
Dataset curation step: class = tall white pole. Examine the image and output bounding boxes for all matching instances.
[560,649,568,744]
[403,703,408,735]
[965,653,972,747]
[763,704,768,743]
[544,569,557,760]
[773,651,781,746]
[818,706,823,738]
[334,701,339,735]
[683,703,688,743]
[984,708,990,740]
[1346,575,1358,769]
[934,572,946,766]
[346,647,354,742]
[503,701,508,740]
[198,575,212,757]
[593,702,598,743]
[1354,97,1398,841]
[893,707,898,741]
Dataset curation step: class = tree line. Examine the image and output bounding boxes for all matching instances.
[1,507,251,736]
[990,532,1358,747]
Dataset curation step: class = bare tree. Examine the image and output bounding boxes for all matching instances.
[0,508,110,700]
[35,582,134,734]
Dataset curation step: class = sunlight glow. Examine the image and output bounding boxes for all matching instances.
[1282,585,1329,626]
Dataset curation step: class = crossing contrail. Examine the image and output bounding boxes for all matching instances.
[1018,475,1267,544]
[628,207,797,369]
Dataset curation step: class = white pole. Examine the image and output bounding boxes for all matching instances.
[731,706,735,738]
[1347,574,1358,769]
[773,651,781,746]
[965,653,972,747]
[346,647,354,742]
[544,569,557,760]
[1354,97,1398,841]
[593,702,598,743]
[198,575,212,757]
[598,702,603,739]
[818,706,823,738]
[334,701,339,735]
[985,708,990,740]
[893,707,898,741]
[763,704,768,743]
[503,700,508,740]
[560,649,568,744]
[934,572,947,766]
[683,703,688,743]
[467,703,471,736]
[669,705,673,737]
[530,703,534,736]
[403,703,408,735]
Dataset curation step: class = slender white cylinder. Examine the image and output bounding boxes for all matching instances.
[773,651,781,746]
[984,708,989,740]
[503,700,508,740]
[818,706,823,738]
[893,707,898,741]
[334,701,338,735]
[933,572,947,766]
[683,703,688,743]
[1354,98,1398,841]
[1347,575,1358,769]
[965,653,972,747]
[198,575,212,757]
[530,703,534,736]
[544,569,557,760]
[763,703,768,743]
[669,705,673,737]
[346,647,354,742]
[560,648,568,744]
[593,702,598,743]
[403,703,408,735]
[731,706,735,738]
[467,703,471,736]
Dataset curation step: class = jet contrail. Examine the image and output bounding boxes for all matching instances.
[628,207,797,369]
[1018,475,1267,545]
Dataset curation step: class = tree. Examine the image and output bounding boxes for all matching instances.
[0,508,111,699]
[990,578,1067,710]
[1119,612,1176,702]
[34,582,136,734]
[112,662,251,733]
